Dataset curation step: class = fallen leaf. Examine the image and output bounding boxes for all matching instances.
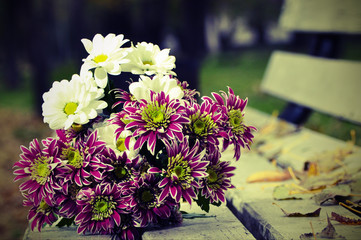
[273,184,314,200]
[319,214,345,239]
[272,202,321,217]
[301,172,345,190]
[313,185,351,205]
[331,212,361,225]
[246,170,291,183]
[300,215,346,239]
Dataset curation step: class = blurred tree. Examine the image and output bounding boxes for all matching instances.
[28,0,58,115]
[0,0,26,89]
[207,0,284,46]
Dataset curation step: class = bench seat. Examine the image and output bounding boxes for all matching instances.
[224,107,361,240]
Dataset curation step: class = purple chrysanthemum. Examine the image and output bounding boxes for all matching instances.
[24,195,58,231]
[54,180,82,218]
[124,91,190,155]
[60,131,107,187]
[211,87,256,160]
[111,213,141,240]
[200,152,235,203]
[128,174,177,227]
[148,138,208,205]
[177,79,199,103]
[75,183,129,235]
[112,88,138,109]
[99,147,141,190]
[13,138,65,206]
[184,100,226,154]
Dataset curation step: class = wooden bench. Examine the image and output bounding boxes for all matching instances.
[23,203,255,240]
[225,0,361,239]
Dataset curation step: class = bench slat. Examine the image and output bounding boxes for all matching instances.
[23,203,255,240]
[279,0,361,34]
[143,204,255,240]
[261,51,361,124]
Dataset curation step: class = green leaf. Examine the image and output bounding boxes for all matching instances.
[182,213,216,219]
[195,192,210,213]
[56,216,75,228]
[211,201,222,207]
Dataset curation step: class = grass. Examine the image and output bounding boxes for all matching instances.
[200,47,361,146]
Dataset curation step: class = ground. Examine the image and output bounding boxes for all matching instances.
[0,108,51,240]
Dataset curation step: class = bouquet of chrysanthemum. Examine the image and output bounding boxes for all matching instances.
[13,33,255,240]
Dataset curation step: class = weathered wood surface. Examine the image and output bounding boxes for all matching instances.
[224,108,361,240]
[279,0,361,33]
[261,51,361,125]
[23,203,255,240]
[23,225,110,240]
[143,204,255,240]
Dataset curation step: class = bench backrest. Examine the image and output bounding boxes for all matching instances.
[260,0,361,125]
[279,0,361,34]
[261,51,361,125]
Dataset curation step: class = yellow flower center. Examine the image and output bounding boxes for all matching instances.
[71,123,83,132]
[116,137,127,152]
[30,156,51,185]
[64,102,78,115]
[93,54,108,63]
[142,60,154,65]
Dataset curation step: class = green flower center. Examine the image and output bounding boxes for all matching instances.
[116,137,127,152]
[92,196,116,221]
[62,147,83,168]
[69,184,81,200]
[174,165,185,178]
[114,165,128,181]
[207,168,218,183]
[31,156,51,185]
[141,190,154,203]
[206,166,223,190]
[142,102,170,131]
[152,110,164,123]
[228,109,244,134]
[93,54,108,63]
[37,199,51,214]
[167,153,192,189]
[137,187,158,209]
[64,102,78,115]
[95,200,109,213]
[193,119,206,135]
[190,113,216,137]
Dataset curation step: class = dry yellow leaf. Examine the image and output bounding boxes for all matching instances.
[246,170,291,183]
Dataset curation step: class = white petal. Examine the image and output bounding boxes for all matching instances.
[81,38,93,53]
[94,67,108,88]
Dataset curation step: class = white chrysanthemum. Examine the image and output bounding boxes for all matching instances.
[81,33,129,88]
[122,42,176,76]
[129,75,184,102]
[42,72,107,130]
[95,120,138,158]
